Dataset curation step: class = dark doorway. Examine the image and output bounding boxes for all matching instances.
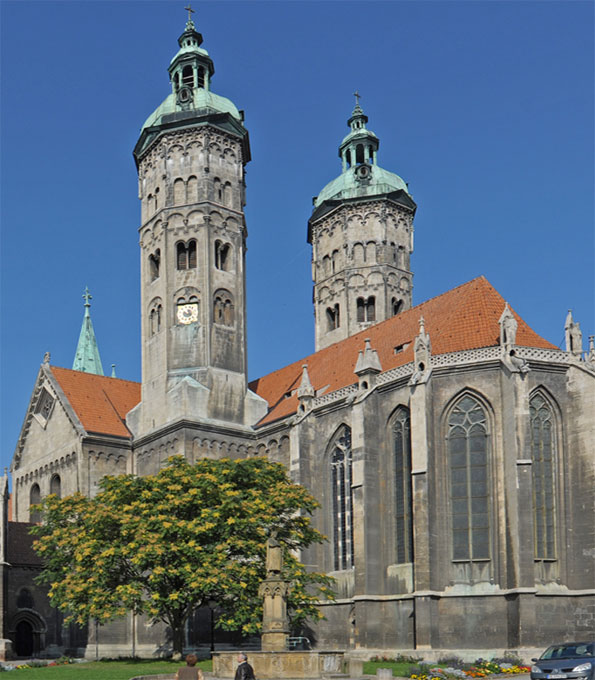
[15,620,34,657]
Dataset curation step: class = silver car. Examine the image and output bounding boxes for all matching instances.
[531,642,594,680]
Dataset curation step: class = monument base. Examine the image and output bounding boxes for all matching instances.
[213,650,345,679]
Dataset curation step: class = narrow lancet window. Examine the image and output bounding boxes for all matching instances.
[330,426,354,571]
[530,393,557,560]
[393,408,413,563]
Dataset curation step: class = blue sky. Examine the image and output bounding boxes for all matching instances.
[1,0,593,472]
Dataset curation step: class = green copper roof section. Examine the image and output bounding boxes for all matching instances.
[73,287,104,376]
[315,164,409,207]
[313,98,411,208]
[141,90,241,130]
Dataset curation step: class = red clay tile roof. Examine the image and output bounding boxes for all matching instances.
[249,276,556,426]
[50,367,141,438]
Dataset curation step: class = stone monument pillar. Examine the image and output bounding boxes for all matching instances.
[258,534,290,651]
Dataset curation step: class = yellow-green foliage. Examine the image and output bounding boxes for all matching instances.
[31,456,334,654]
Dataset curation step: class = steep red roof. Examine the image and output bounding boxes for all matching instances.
[50,367,141,438]
[249,277,556,426]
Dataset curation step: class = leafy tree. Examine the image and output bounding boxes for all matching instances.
[31,456,333,655]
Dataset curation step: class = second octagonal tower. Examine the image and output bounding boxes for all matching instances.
[309,102,417,351]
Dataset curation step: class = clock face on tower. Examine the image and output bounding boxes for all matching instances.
[177,303,198,325]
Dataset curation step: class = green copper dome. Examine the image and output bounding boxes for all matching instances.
[141,89,241,130]
[315,164,409,207]
[313,100,411,208]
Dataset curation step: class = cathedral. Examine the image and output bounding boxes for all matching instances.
[2,12,594,662]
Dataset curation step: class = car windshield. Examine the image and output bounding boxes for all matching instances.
[541,644,594,659]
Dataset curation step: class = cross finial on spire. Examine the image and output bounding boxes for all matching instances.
[184,4,195,22]
[83,286,92,308]
[353,90,361,106]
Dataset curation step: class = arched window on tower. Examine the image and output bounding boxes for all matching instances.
[393,407,413,564]
[215,240,231,271]
[326,303,340,331]
[149,249,160,281]
[29,484,41,523]
[197,66,205,89]
[530,393,557,560]
[176,240,197,270]
[330,426,354,571]
[50,474,61,498]
[357,297,375,322]
[447,395,490,561]
[345,150,352,168]
[213,290,234,326]
[392,297,403,316]
[182,65,194,88]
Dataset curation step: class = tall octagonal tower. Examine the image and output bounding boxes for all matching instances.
[130,15,266,439]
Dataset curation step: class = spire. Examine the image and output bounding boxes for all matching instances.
[73,287,104,375]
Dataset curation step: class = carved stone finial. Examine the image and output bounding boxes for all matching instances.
[587,336,595,365]
[564,309,583,357]
[354,338,382,376]
[410,317,432,386]
[43,351,51,365]
[297,365,315,400]
[499,302,518,349]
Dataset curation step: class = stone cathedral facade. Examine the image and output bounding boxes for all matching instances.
[2,16,594,661]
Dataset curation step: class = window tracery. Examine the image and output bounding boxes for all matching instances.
[530,392,557,560]
[447,395,490,561]
[393,407,413,564]
[330,426,354,571]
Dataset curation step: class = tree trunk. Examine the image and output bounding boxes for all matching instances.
[172,623,185,656]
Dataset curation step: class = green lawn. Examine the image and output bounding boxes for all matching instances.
[3,658,212,679]
[363,660,413,676]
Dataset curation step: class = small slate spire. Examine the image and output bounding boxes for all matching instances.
[73,287,104,375]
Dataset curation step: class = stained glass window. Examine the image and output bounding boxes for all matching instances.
[530,393,556,559]
[331,426,353,571]
[448,395,490,561]
[394,407,413,563]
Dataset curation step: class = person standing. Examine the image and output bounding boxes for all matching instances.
[234,653,256,680]
[176,653,203,680]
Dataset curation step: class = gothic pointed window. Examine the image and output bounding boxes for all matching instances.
[530,393,557,560]
[393,407,413,564]
[330,426,354,571]
[447,395,490,561]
